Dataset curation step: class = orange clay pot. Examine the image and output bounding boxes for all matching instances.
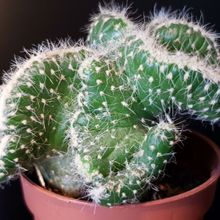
[20,132,220,220]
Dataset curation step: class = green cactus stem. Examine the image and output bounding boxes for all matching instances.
[87,6,133,47]
[37,112,148,197]
[88,8,219,65]
[0,5,220,208]
[88,121,179,206]
[147,10,220,65]
[116,33,220,123]
[0,44,90,181]
[87,8,220,124]
[70,112,147,178]
[78,55,146,128]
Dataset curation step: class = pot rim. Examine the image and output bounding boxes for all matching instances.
[21,131,220,209]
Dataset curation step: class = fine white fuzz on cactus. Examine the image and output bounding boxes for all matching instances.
[147,8,220,64]
[86,120,180,206]
[88,6,220,123]
[0,41,92,180]
[87,4,135,47]
[0,5,220,207]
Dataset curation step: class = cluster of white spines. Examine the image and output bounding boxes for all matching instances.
[0,41,89,180]
[0,4,219,207]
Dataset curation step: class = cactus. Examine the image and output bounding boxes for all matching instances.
[87,121,179,206]
[0,5,220,207]
[88,8,220,123]
[78,54,147,127]
[147,9,220,64]
[87,6,133,47]
[0,42,91,181]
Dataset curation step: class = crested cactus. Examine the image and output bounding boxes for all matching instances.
[0,5,220,207]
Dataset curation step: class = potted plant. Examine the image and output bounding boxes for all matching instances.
[0,5,220,220]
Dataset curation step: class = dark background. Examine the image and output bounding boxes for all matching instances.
[0,0,220,219]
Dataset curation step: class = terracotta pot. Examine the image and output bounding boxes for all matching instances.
[20,132,220,220]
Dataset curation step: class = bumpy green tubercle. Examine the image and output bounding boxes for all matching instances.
[88,122,178,206]
[78,56,147,127]
[88,11,220,123]
[119,39,220,121]
[0,6,220,207]
[0,47,90,180]
[88,10,131,47]
[152,24,218,63]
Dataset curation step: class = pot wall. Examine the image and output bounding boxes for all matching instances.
[21,174,217,220]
